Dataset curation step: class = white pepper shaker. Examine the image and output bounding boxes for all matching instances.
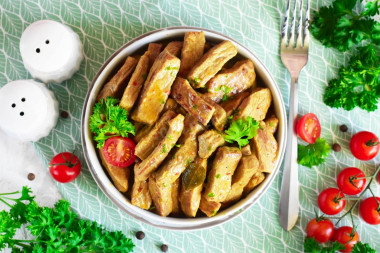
[20,20,83,84]
[0,80,59,142]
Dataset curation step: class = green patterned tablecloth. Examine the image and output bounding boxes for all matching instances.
[1,0,379,252]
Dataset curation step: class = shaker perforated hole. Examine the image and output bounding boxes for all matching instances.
[11,103,16,108]
[20,112,24,116]
[45,40,49,44]
[21,98,26,102]
[36,48,40,53]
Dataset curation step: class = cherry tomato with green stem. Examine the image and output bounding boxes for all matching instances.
[359,197,380,225]
[337,167,366,195]
[318,188,346,215]
[49,152,81,183]
[333,226,359,253]
[306,217,335,243]
[350,131,380,161]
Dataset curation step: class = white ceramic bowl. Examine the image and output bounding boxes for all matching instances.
[82,27,287,230]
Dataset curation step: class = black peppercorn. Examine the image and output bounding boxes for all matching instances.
[339,124,348,132]
[161,244,168,252]
[61,111,69,118]
[27,173,35,181]
[135,231,145,240]
[332,143,341,152]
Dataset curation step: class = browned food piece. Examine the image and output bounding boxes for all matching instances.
[171,77,215,126]
[233,88,272,121]
[135,110,177,160]
[243,172,265,196]
[241,144,252,156]
[187,41,237,88]
[131,179,152,210]
[98,149,130,192]
[198,130,225,159]
[148,174,173,216]
[171,177,181,216]
[164,41,183,57]
[264,115,279,134]
[97,56,138,101]
[163,98,179,113]
[135,114,184,181]
[204,147,242,202]
[154,116,204,185]
[179,31,205,77]
[179,157,207,217]
[133,125,152,143]
[201,94,227,131]
[204,42,212,53]
[205,59,256,103]
[223,154,260,204]
[147,43,163,68]
[251,123,278,173]
[119,51,150,111]
[221,91,250,117]
[132,51,180,125]
[199,194,221,217]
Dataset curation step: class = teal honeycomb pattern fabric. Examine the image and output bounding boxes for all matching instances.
[1,0,379,252]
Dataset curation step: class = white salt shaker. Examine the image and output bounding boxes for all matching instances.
[20,20,83,84]
[0,80,59,142]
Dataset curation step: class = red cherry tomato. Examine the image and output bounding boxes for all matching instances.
[350,131,380,161]
[306,218,335,243]
[49,152,81,183]
[318,188,346,215]
[337,167,366,195]
[102,137,136,167]
[296,113,321,144]
[359,197,380,225]
[333,226,359,252]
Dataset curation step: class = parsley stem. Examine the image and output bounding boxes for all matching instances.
[14,241,32,249]
[0,197,12,207]
[0,190,19,196]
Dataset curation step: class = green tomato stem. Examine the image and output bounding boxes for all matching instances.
[335,165,380,225]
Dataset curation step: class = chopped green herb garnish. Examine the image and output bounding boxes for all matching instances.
[216,85,233,102]
[224,116,260,149]
[208,192,215,198]
[175,144,181,148]
[269,122,275,127]
[163,183,168,187]
[165,66,179,71]
[141,73,147,80]
[192,104,198,110]
[162,144,168,153]
[208,146,212,151]
[89,97,135,148]
[168,135,172,140]
[215,174,221,179]
[160,98,165,104]
[211,210,218,216]
[186,158,193,167]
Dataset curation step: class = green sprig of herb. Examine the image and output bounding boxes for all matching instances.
[297,138,331,168]
[304,237,376,253]
[223,116,260,148]
[0,186,134,252]
[89,97,135,148]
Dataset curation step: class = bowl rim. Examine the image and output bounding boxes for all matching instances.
[81,26,287,230]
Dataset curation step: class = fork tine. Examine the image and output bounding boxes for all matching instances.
[304,0,310,45]
[289,0,298,48]
[296,0,304,47]
[281,0,291,44]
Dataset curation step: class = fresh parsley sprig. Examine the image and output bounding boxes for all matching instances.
[311,0,380,112]
[89,97,135,148]
[297,138,331,168]
[304,238,376,253]
[223,116,260,148]
[0,186,134,252]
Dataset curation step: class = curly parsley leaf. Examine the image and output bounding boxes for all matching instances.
[323,44,380,112]
[90,97,135,148]
[352,241,377,253]
[304,238,345,253]
[311,0,379,52]
[224,116,260,148]
[0,187,135,252]
[298,138,331,168]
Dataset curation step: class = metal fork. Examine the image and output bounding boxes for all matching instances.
[278,0,310,231]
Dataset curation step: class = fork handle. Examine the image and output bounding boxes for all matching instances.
[278,76,299,231]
